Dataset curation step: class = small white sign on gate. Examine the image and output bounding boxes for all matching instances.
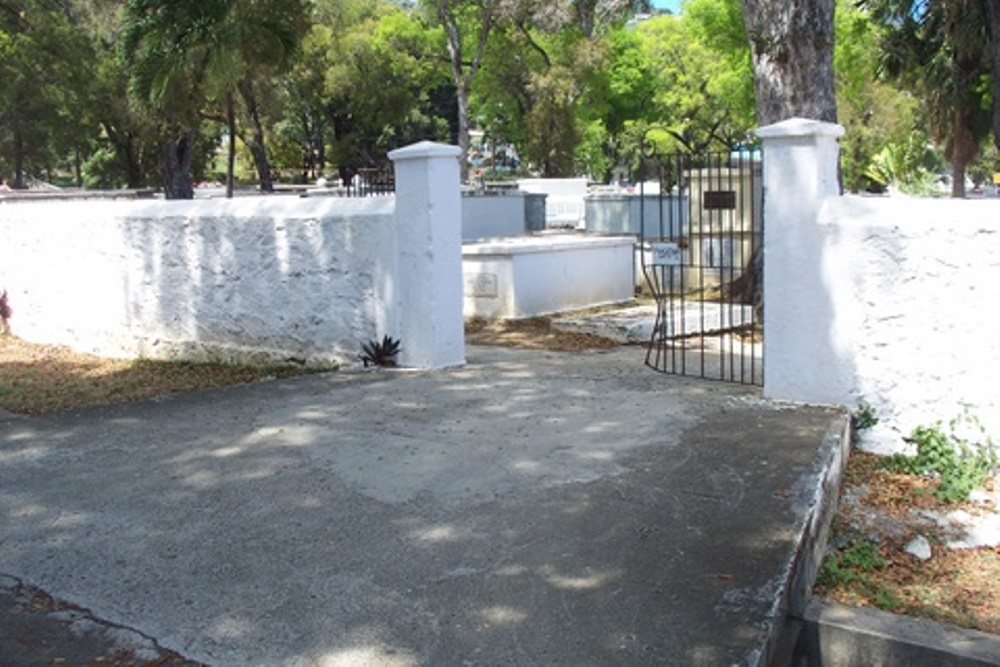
[650,242,682,266]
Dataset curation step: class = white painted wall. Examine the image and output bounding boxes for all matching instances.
[0,141,468,370]
[810,196,1000,451]
[759,119,1000,452]
[0,197,396,366]
[462,234,634,319]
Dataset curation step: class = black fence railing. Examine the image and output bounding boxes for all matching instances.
[345,168,395,197]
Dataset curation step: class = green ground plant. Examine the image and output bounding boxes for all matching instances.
[816,536,902,610]
[851,402,879,432]
[883,414,997,503]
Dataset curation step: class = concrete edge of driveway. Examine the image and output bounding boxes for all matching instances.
[791,597,1000,667]
[766,412,852,666]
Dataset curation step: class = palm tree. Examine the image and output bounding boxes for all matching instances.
[866,0,991,198]
[122,0,216,198]
[199,0,309,193]
[122,0,308,198]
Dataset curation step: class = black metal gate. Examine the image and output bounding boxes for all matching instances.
[638,149,763,385]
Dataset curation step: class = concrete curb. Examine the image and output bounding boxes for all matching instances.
[793,597,1000,666]
[768,412,853,665]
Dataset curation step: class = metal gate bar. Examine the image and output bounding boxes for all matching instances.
[639,149,763,385]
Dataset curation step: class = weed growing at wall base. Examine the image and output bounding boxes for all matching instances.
[882,414,997,503]
[816,537,903,612]
[851,402,879,432]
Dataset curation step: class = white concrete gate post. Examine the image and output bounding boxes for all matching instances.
[755,118,845,404]
[388,141,466,369]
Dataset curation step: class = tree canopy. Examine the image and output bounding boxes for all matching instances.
[0,0,993,196]
[863,0,994,197]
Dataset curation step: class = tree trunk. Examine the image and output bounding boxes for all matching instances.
[736,0,838,319]
[74,147,83,188]
[103,123,145,189]
[226,92,236,199]
[237,78,274,192]
[13,127,26,189]
[740,0,838,124]
[948,109,978,198]
[951,161,966,198]
[455,80,471,183]
[313,115,326,181]
[440,0,496,183]
[985,1,1000,150]
[161,127,194,200]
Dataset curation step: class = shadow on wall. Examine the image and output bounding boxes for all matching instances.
[0,196,396,367]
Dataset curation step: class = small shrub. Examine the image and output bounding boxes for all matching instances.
[852,402,879,431]
[359,335,402,367]
[883,414,997,503]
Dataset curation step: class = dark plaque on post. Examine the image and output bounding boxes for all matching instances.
[703,190,736,210]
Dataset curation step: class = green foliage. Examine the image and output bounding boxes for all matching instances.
[883,415,997,503]
[862,0,993,196]
[816,537,886,588]
[359,335,402,368]
[7,0,988,196]
[835,0,925,193]
[852,403,879,432]
[0,0,97,188]
[290,0,452,179]
[863,131,946,195]
[632,7,754,153]
[569,2,756,182]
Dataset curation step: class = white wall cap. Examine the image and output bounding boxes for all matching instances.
[755,117,845,140]
[388,141,461,161]
[463,233,635,256]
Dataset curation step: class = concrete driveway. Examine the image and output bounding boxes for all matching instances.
[0,345,842,666]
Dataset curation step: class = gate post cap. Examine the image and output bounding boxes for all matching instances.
[388,141,461,162]
[755,118,844,140]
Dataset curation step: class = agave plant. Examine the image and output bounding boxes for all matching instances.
[359,335,402,367]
